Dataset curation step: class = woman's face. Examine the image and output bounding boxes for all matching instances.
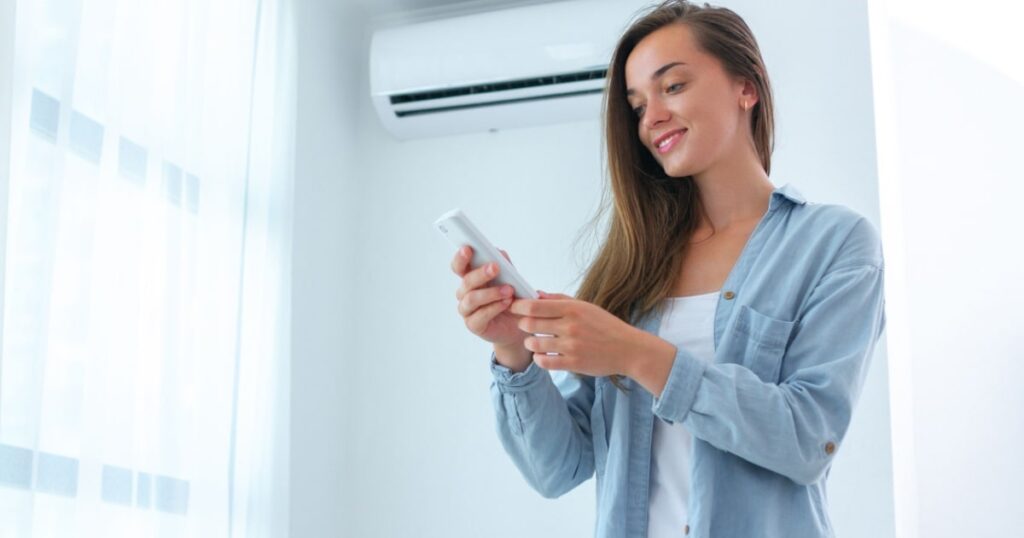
[624,23,752,178]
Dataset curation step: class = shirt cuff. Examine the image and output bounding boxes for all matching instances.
[489,351,546,392]
[650,345,707,425]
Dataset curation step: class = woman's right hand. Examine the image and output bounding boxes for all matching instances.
[451,245,526,349]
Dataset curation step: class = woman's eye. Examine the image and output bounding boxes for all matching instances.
[667,83,685,92]
[633,105,645,118]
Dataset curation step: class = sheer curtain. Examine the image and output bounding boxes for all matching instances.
[0,0,294,535]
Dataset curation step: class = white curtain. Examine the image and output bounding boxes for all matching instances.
[0,0,294,535]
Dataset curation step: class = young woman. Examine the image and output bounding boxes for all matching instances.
[449,1,886,536]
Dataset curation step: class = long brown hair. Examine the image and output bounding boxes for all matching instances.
[570,0,775,391]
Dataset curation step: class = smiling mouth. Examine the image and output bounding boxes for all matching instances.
[655,129,687,154]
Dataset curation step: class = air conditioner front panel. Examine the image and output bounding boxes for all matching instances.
[370,0,636,93]
[369,0,641,139]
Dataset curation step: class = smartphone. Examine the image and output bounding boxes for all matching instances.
[435,208,556,351]
[434,208,538,300]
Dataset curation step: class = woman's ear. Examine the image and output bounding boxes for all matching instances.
[738,78,758,109]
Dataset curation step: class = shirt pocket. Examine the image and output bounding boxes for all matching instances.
[733,303,797,383]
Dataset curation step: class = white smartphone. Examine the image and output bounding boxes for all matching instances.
[434,208,538,300]
[435,208,556,352]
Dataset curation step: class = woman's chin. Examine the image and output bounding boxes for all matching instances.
[653,153,694,178]
[660,162,694,179]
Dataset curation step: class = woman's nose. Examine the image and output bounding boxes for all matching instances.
[642,98,670,130]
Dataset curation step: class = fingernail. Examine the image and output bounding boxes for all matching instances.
[487,263,496,275]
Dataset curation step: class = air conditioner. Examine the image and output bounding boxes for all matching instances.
[369,0,642,140]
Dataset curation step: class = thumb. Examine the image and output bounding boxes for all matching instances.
[538,290,573,300]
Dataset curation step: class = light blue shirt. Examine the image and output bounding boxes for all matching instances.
[489,183,886,538]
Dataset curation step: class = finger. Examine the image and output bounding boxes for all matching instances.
[517,315,562,336]
[459,284,514,317]
[523,333,561,355]
[455,260,502,301]
[533,350,567,370]
[538,291,574,300]
[508,298,569,318]
[450,245,473,276]
[464,294,515,334]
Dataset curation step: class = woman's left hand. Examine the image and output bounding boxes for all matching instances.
[508,291,643,377]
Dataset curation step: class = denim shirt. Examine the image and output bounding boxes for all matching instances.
[489,183,886,538]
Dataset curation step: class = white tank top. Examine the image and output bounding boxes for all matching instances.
[647,290,720,538]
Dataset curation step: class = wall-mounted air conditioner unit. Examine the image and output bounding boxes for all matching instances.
[369,0,641,140]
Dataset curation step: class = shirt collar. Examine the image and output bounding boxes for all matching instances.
[769,183,807,212]
[629,182,806,328]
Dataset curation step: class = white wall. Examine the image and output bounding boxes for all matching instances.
[290,0,365,536]
[867,1,1024,537]
[290,0,893,535]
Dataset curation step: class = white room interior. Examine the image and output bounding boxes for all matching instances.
[1,0,1021,536]
[291,0,892,536]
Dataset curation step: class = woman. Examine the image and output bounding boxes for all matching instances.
[449,1,885,536]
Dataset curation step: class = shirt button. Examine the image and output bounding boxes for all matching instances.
[825,441,836,455]
[723,290,735,300]
[684,524,690,535]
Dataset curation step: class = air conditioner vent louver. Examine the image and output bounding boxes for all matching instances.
[393,87,604,118]
[389,68,608,105]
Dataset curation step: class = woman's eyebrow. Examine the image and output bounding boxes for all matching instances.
[626,62,688,96]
